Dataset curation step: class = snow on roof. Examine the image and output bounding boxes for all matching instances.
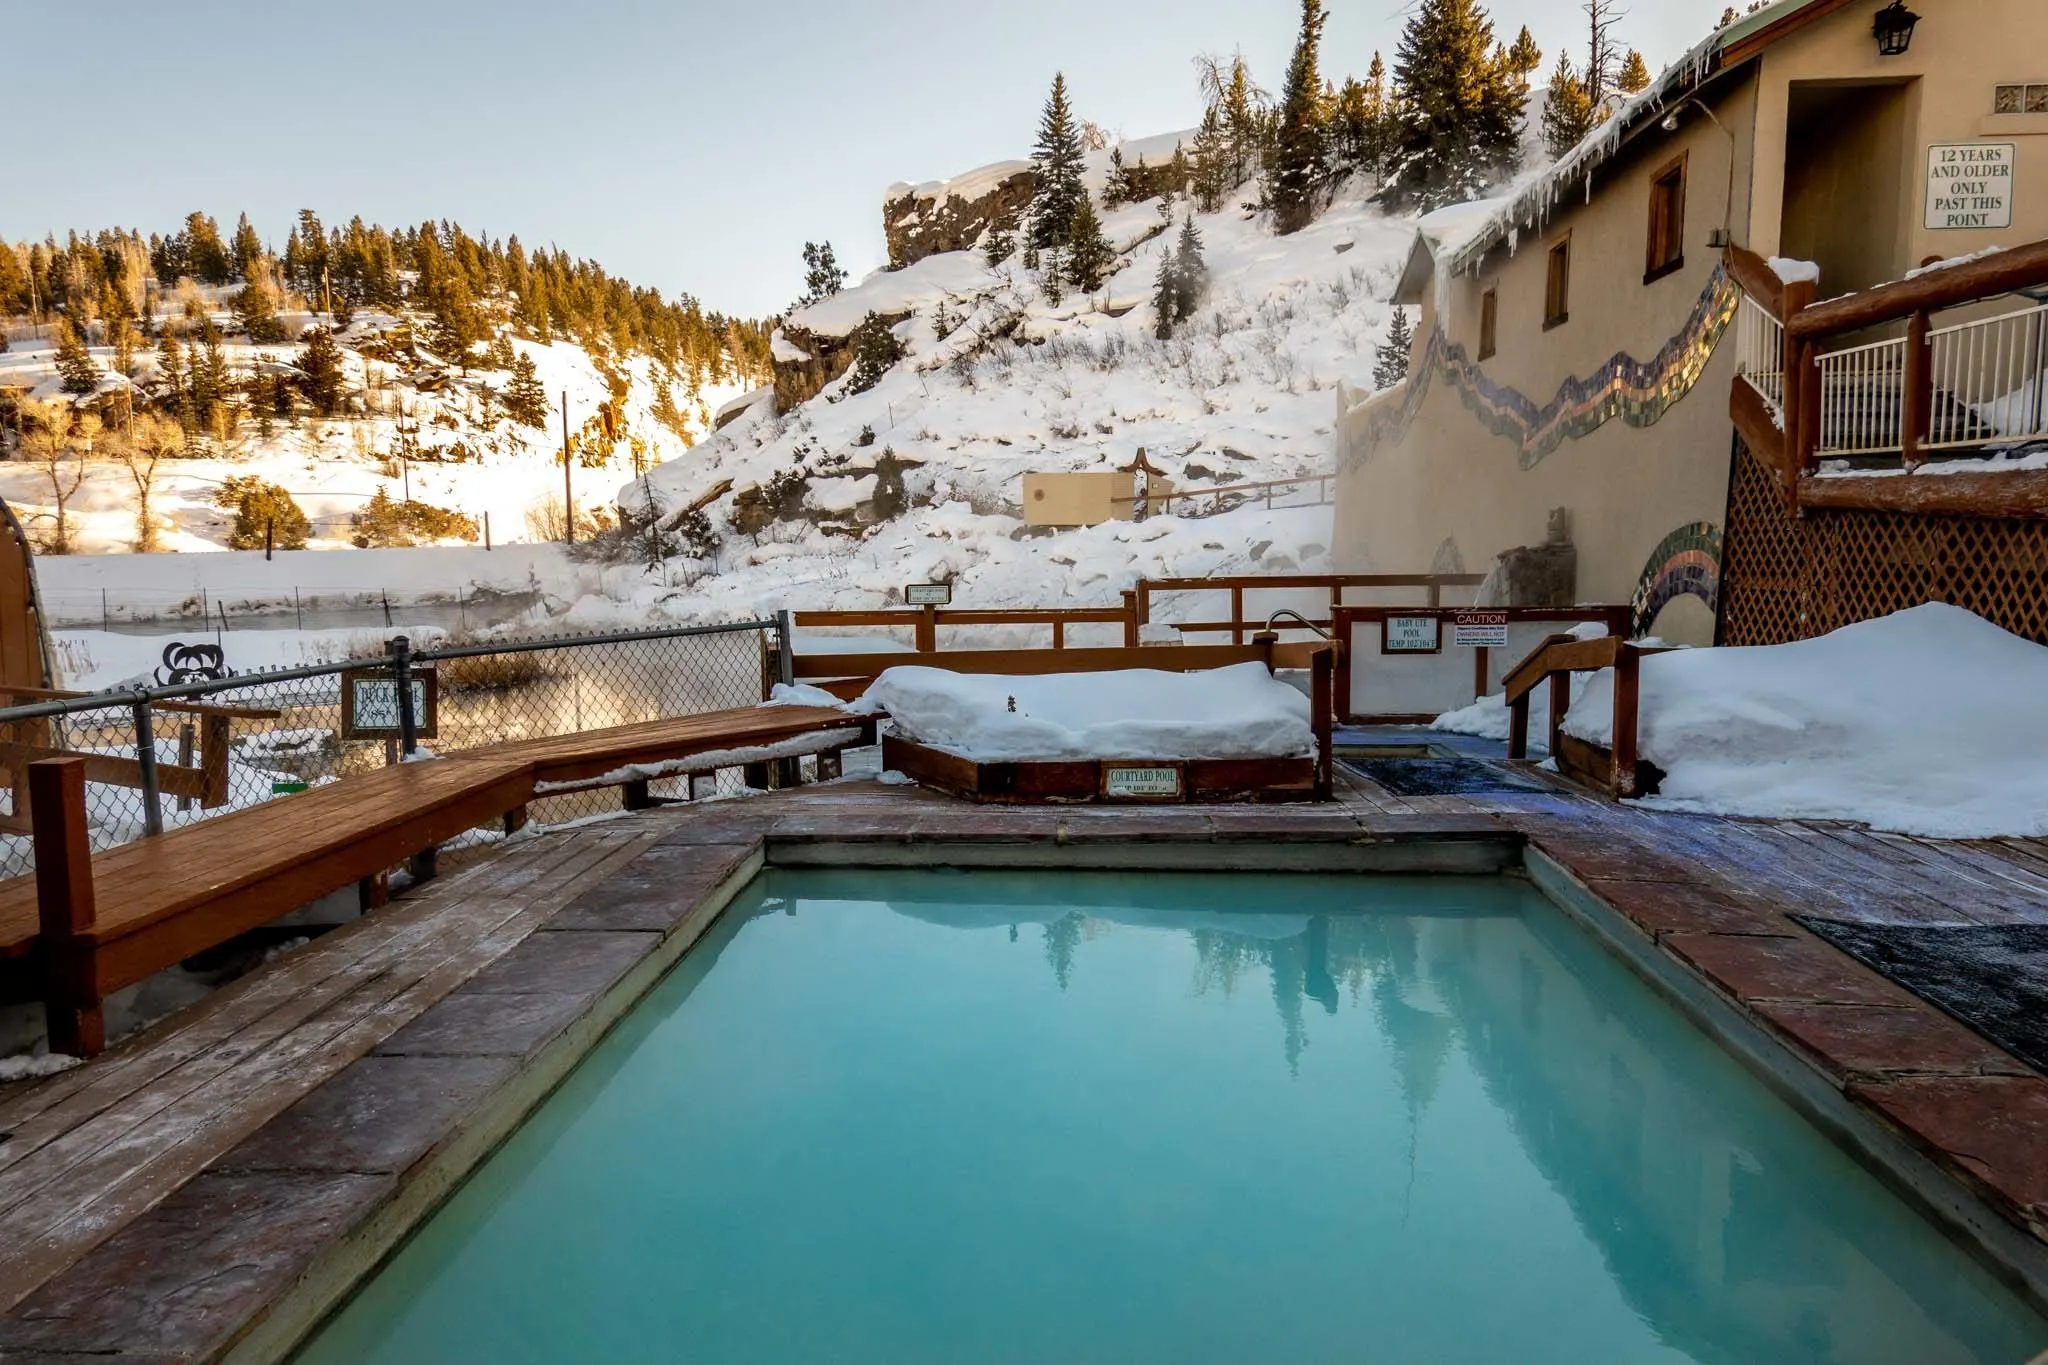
[1412,0,1836,287]
[787,249,996,339]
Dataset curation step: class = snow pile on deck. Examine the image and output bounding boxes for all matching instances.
[854,662,1312,762]
[1563,604,2048,837]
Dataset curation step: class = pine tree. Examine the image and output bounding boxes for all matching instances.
[182,213,231,286]
[1383,0,1526,210]
[844,312,904,394]
[296,209,330,303]
[156,332,187,425]
[1190,106,1230,213]
[1103,147,1129,209]
[1152,250,1180,340]
[55,322,99,395]
[232,270,287,343]
[1219,56,1269,188]
[1373,307,1414,389]
[231,213,263,282]
[1271,0,1331,234]
[295,326,345,416]
[1028,73,1088,250]
[192,322,230,429]
[983,220,1017,268]
[1507,27,1543,86]
[0,244,31,317]
[799,241,845,308]
[505,352,549,428]
[1616,49,1651,95]
[1172,217,1207,322]
[1063,193,1113,293]
[1541,53,1596,159]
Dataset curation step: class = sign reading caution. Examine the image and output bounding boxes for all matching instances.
[1925,143,2015,230]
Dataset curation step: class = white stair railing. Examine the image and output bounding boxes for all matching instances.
[1733,294,1786,417]
[1926,300,2048,450]
[1813,337,1907,457]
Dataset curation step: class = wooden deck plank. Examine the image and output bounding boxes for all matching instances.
[0,823,664,1313]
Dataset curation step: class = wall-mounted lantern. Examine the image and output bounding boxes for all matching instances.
[1872,0,1919,56]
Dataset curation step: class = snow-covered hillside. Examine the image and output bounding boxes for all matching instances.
[554,167,1418,629]
[0,305,754,555]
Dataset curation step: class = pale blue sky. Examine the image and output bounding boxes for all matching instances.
[3,0,1722,317]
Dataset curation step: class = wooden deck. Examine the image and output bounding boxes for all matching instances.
[0,762,2039,1357]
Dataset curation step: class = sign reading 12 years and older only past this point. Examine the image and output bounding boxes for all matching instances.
[1925,143,2014,230]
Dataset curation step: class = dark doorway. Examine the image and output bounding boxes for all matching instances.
[1781,81,1913,297]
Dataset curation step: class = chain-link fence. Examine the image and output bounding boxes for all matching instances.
[0,617,784,883]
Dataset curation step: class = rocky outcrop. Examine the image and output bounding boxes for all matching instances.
[883,162,1036,269]
[771,314,911,413]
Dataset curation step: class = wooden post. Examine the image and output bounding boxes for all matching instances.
[199,713,231,809]
[1780,278,1817,489]
[1121,590,1139,647]
[1901,309,1932,469]
[358,871,391,911]
[1472,645,1490,704]
[409,847,439,883]
[622,779,654,811]
[1310,646,1334,801]
[1052,619,1065,650]
[501,805,529,835]
[1547,673,1571,758]
[915,604,937,654]
[1507,693,1530,762]
[1231,585,1245,645]
[29,758,103,1057]
[816,749,843,782]
[1612,645,1642,798]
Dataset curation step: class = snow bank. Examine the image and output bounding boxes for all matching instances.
[1563,604,2048,836]
[853,662,1313,762]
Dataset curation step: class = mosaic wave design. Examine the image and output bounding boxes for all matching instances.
[1630,521,1723,636]
[1341,264,1740,474]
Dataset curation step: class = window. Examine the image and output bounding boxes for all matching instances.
[1478,288,1498,360]
[1645,155,1687,283]
[1994,83,2048,114]
[1544,237,1571,330]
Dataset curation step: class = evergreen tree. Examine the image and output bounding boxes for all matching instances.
[1216,55,1269,188]
[231,213,263,282]
[1028,73,1088,250]
[55,322,99,395]
[1382,0,1525,210]
[799,241,845,308]
[1271,0,1331,234]
[295,326,345,415]
[214,476,310,550]
[1189,106,1230,213]
[844,313,904,395]
[1373,307,1414,389]
[1172,217,1207,321]
[296,209,330,302]
[156,332,187,426]
[0,244,29,317]
[192,322,230,428]
[505,352,549,428]
[232,270,287,343]
[983,220,1017,268]
[1063,193,1114,293]
[182,212,231,286]
[1103,148,1129,209]
[1151,250,1180,340]
[1616,49,1651,95]
[1507,26,1543,86]
[1541,53,1596,159]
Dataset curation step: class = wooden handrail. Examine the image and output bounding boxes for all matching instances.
[1502,634,1668,798]
[1725,244,1785,318]
[1786,239,2048,342]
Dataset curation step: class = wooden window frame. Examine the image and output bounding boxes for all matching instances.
[1478,287,1498,360]
[1644,153,1688,285]
[1543,236,1571,331]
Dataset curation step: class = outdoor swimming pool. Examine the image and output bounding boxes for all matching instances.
[296,869,2048,1364]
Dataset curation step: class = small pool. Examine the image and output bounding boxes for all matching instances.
[297,870,2047,1364]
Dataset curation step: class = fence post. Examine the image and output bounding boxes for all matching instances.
[1121,590,1139,647]
[915,605,937,654]
[176,721,196,812]
[1310,645,1334,801]
[1901,309,1932,469]
[1613,644,1642,798]
[131,695,163,837]
[30,757,103,1057]
[776,610,796,690]
[390,635,418,757]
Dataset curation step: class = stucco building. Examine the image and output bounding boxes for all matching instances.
[1333,0,2048,644]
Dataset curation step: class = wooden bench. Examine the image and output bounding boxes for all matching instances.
[0,703,865,1056]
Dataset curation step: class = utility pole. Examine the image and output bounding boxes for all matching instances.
[561,390,574,545]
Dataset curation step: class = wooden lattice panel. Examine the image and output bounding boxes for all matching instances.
[1721,440,2048,646]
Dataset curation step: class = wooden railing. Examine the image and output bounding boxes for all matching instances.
[1728,240,2048,519]
[794,606,1138,652]
[1502,634,1670,798]
[1136,573,1485,645]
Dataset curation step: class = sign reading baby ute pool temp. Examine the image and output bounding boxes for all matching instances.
[1925,143,2015,230]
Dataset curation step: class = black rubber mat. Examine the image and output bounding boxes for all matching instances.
[1794,918,2048,1073]
[1339,756,1551,797]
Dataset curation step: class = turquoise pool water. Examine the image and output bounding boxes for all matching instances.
[298,870,2048,1365]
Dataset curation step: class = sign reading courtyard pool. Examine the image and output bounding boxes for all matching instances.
[1103,765,1182,798]
[1925,143,2015,230]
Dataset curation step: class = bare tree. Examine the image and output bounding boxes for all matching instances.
[1585,0,1629,108]
[24,403,93,554]
[118,413,182,551]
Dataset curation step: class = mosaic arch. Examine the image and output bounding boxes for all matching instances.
[1630,521,1723,637]
[1339,263,1741,475]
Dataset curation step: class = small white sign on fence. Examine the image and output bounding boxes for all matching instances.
[905,582,953,606]
[1925,142,2015,230]
[1104,765,1182,798]
[1384,615,1442,653]
[1451,611,1510,649]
